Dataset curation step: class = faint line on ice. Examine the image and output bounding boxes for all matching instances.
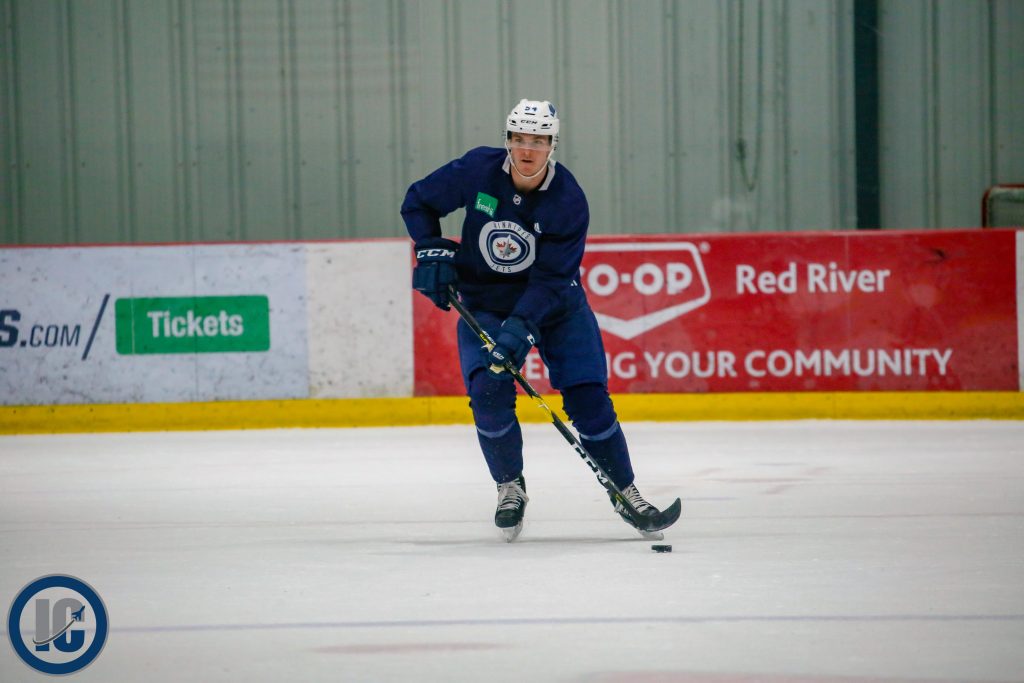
[6,613,1021,637]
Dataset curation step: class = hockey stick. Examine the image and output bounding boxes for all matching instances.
[447,286,681,533]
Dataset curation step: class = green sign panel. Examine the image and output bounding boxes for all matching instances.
[115,296,270,354]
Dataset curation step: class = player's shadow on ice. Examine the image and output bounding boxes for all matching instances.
[408,535,657,547]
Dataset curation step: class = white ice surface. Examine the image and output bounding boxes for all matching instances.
[2,421,1023,682]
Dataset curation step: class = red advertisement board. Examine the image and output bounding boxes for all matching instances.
[413,230,1019,396]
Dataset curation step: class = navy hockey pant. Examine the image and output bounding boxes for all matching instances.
[458,305,635,489]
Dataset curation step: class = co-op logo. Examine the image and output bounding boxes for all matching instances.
[7,575,109,675]
[581,242,711,340]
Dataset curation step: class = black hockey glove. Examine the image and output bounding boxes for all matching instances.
[485,316,540,378]
[412,237,459,310]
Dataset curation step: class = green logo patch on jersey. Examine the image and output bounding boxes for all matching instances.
[475,192,498,217]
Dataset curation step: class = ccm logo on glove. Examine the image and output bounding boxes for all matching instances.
[416,247,456,259]
[413,237,460,311]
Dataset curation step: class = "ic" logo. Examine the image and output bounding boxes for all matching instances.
[7,574,109,675]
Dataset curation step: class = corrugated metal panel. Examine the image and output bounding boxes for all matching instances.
[879,0,932,229]
[991,0,1024,186]
[1,0,1018,245]
[1,0,15,243]
[879,0,1023,229]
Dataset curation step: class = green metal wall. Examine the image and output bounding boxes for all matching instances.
[879,0,1024,229]
[1,0,1022,245]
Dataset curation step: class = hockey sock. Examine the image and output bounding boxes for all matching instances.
[580,425,634,491]
[562,383,635,489]
[476,421,524,484]
[468,369,524,483]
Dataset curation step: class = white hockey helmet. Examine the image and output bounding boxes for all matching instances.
[505,99,559,149]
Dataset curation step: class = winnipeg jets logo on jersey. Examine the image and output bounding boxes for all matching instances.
[479,220,536,274]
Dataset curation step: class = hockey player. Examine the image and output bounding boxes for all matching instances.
[401,99,665,542]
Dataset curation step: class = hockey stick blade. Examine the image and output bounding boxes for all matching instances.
[638,497,682,532]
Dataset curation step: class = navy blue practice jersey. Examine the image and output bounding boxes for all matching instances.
[401,146,590,327]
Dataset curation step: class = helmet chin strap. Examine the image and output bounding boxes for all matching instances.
[505,144,553,181]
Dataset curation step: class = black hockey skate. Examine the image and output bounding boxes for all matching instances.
[494,475,528,543]
[610,483,668,541]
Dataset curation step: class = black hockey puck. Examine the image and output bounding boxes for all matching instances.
[651,544,672,553]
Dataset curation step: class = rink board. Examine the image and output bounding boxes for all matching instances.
[0,240,413,406]
[1,229,1022,431]
[417,229,1021,394]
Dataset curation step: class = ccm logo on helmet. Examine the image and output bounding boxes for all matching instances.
[416,248,456,259]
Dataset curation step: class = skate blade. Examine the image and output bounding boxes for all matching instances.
[501,522,524,543]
